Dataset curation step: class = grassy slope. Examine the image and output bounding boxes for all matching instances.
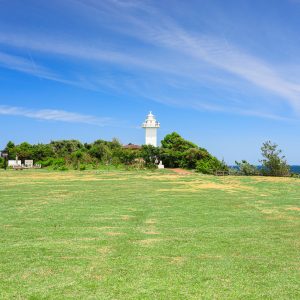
[0,170,299,299]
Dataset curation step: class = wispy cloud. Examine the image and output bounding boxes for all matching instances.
[0,105,111,126]
[0,0,300,120]
[0,51,54,78]
[91,0,300,111]
[0,51,106,90]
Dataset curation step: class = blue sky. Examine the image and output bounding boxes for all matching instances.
[1,0,300,164]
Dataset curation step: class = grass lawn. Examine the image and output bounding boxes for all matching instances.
[0,170,299,299]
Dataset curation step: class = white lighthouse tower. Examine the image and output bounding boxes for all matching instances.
[142,111,160,147]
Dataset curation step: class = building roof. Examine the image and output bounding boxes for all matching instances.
[123,144,142,150]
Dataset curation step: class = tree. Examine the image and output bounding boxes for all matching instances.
[140,145,160,167]
[161,132,197,152]
[5,141,16,159]
[181,147,210,169]
[71,150,83,169]
[160,132,198,167]
[14,142,33,160]
[196,156,228,174]
[89,142,112,162]
[260,141,290,177]
[32,144,54,161]
[50,140,83,157]
[235,160,259,176]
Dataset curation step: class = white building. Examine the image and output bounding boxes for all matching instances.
[142,111,160,147]
[8,160,21,167]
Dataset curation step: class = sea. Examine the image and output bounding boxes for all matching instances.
[290,166,300,174]
[230,165,300,174]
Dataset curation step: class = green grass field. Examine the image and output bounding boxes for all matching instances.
[0,170,299,299]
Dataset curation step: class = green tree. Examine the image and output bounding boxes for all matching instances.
[140,145,160,167]
[181,148,210,169]
[160,132,198,167]
[71,150,83,169]
[89,142,112,163]
[235,160,259,176]
[260,141,290,177]
[14,142,33,160]
[5,141,16,159]
[196,156,228,175]
[50,140,83,157]
[32,144,54,161]
[160,132,212,168]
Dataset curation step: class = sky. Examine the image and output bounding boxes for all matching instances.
[1,0,300,164]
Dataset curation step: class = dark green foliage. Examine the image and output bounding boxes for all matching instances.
[160,132,223,171]
[32,144,54,161]
[50,140,84,157]
[114,148,139,165]
[79,165,86,171]
[161,132,197,151]
[0,157,4,168]
[235,160,259,176]
[89,142,112,162]
[140,145,159,167]
[5,141,16,159]
[2,133,221,172]
[260,141,290,177]
[181,148,210,169]
[196,156,228,174]
[160,132,198,168]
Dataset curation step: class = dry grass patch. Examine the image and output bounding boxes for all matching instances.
[252,176,296,183]
[137,238,162,246]
[286,207,300,211]
[143,230,160,235]
[97,246,111,255]
[145,219,157,225]
[106,232,124,236]
[169,256,186,265]
[158,180,254,193]
[121,215,134,221]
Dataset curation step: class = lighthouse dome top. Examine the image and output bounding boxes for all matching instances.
[142,111,160,128]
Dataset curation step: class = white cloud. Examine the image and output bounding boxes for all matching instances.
[0,105,111,126]
[1,0,300,119]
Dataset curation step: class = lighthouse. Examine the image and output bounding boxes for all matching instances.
[142,111,160,147]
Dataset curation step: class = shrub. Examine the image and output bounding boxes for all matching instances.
[260,141,290,177]
[196,157,228,175]
[79,165,86,171]
[58,166,68,171]
[235,160,259,176]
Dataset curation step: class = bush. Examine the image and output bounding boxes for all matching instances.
[58,166,68,171]
[79,165,86,171]
[0,157,4,169]
[196,157,228,175]
[235,160,259,176]
[52,158,66,170]
[260,141,290,177]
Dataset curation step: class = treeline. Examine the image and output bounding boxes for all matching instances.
[0,132,227,173]
[0,133,291,176]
